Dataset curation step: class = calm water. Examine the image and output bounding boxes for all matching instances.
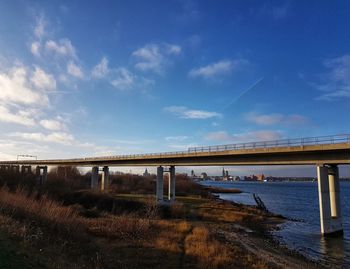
[200,181,350,268]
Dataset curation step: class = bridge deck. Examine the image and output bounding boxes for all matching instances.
[1,141,350,166]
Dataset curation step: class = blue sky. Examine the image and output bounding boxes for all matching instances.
[1,1,350,176]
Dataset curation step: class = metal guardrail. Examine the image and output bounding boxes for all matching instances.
[78,134,350,161]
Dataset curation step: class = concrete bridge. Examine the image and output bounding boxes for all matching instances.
[1,134,350,236]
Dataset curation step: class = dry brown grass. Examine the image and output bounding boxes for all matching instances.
[184,226,232,269]
[0,187,86,238]
[87,214,151,240]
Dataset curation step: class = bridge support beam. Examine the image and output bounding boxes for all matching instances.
[10,165,20,173]
[168,166,176,201]
[36,166,48,185]
[156,166,164,202]
[91,166,99,189]
[101,166,109,191]
[21,165,32,174]
[317,165,343,236]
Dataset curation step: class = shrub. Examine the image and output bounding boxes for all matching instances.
[0,187,86,239]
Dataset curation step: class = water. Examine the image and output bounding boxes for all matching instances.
[200,180,350,268]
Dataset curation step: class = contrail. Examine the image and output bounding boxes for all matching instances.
[221,76,264,112]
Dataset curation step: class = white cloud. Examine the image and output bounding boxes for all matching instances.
[10,132,74,145]
[110,68,135,90]
[167,143,198,150]
[316,54,350,100]
[0,66,48,106]
[164,106,222,119]
[39,119,65,131]
[45,39,76,59]
[0,105,36,126]
[189,59,249,79]
[132,43,181,73]
[246,113,308,126]
[132,44,163,72]
[165,136,189,141]
[31,66,56,91]
[34,16,46,39]
[30,42,41,57]
[67,61,84,79]
[166,44,181,55]
[205,130,283,143]
[91,57,109,78]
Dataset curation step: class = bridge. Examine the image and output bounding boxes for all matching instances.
[1,134,350,236]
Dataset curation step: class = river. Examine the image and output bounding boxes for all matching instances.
[200,180,350,268]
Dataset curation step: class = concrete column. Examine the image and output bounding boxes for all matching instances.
[169,166,176,201]
[42,166,48,183]
[36,166,42,184]
[11,165,19,173]
[91,166,99,189]
[328,165,341,217]
[101,166,109,191]
[156,166,164,201]
[21,165,32,174]
[317,165,343,235]
[328,165,343,233]
[35,166,47,184]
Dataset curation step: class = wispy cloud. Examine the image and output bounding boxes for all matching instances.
[164,106,222,119]
[246,112,308,126]
[205,130,283,143]
[0,105,36,126]
[132,43,181,73]
[45,39,77,59]
[315,54,350,101]
[31,66,56,90]
[255,1,290,20]
[10,132,75,145]
[165,136,189,142]
[110,68,135,90]
[91,57,109,79]
[30,41,41,57]
[189,59,249,80]
[33,15,46,39]
[39,118,66,131]
[67,61,84,79]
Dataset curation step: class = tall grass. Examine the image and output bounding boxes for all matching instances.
[0,187,86,238]
[185,226,232,269]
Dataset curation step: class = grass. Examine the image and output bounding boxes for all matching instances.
[0,168,314,269]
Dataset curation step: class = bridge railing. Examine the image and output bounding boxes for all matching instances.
[81,134,350,161]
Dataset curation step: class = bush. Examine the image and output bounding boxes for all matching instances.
[0,187,86,239]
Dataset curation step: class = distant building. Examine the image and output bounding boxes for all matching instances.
[257,174,265,181]
[143,168,150,177]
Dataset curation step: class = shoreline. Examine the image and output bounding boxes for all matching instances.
[206,189,326,268]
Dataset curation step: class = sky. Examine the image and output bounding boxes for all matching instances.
[0,0,350,176]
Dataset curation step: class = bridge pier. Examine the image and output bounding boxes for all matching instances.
[36,166,48,185]
[91,166,99,189]
[168,166,176,201]
[10,165,20,173]
[101,166,109,191]
[317,165,343,236]
[156,166,164,202]
[21,165,32,174]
